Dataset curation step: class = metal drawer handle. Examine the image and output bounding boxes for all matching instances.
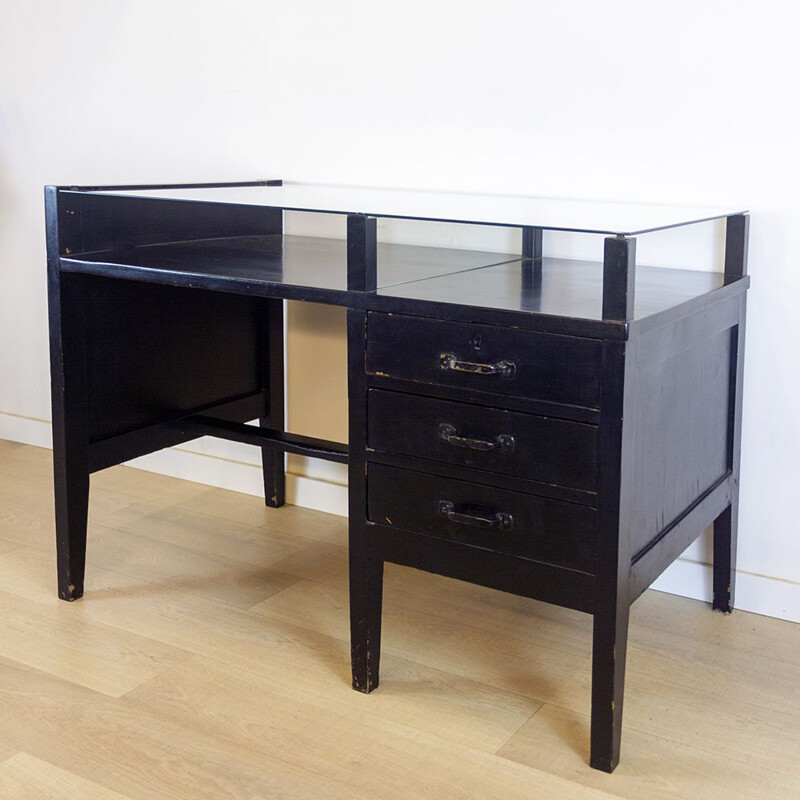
[438,500,513,531]
[439,352,516,379]
[438,423,515,453]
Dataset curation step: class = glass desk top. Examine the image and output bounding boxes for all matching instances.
[78,181,746,237]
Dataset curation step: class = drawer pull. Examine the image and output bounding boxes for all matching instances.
[438,500,514,531]
[439,352,516,379]
[438,423,515,453]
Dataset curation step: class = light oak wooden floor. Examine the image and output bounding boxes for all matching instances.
[0,439,799,799]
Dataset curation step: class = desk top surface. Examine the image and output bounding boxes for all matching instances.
[64,234,728,325]
[84,182,745,237]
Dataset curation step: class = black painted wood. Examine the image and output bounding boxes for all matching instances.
[377,257,724,328]
[631,291,742,362]
[62,232,731,332]
[172,416,348,463]
[625,308,736,557]
[372,523,594,613]
[47,187,91,601]
[724,213,749,282]
[713,220,748,609]
[713,292,747,611]
[62,235,521,307]
[619,290,746,608]
[64,238,737,344]
[629,475,731,601]
[347,215,377,292]
[521,226,543,306]
[81,277,264,441]
[368,389,597,491]
[590,338,634,773]
[367,463,596,572]
[366,313,602,409]
[261,297,286,507]
[365,449,596,506]
[713,505,736,613]
[347,308,383,693]
[45,182,749,774]
[628,275,748,338]
[48,275,91,601]
[57,190,283,256]
[366,372,601,424]
[521,226,543,261]
[86,394,265,473]
[602,236,636,321]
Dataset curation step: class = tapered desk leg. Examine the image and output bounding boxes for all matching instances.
[713,295,746,613]
[349,525,384,693]
[49,272,91,602]
[261,298,285,508]
[590,598,630,772]
[711,220,748,611]
[53,451,90,601]
[260,427,285,508]
[712,503,737,612]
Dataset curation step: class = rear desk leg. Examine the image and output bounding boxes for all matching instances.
[713,300,746,613]
[53,446,90,601]
[712,503,737,613]
[261,298,286,508]
[49,271,91,602]
[714,219,748,612]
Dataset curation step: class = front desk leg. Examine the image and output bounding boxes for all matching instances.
[590,596,630,772]
[349,526,384,693]
[346,307,382,692]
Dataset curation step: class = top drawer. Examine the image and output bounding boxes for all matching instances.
[366,313,601,409]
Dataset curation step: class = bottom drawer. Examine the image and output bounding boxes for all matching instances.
[367,463,595,573]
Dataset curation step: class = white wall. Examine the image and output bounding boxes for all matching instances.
[1,0,799,621]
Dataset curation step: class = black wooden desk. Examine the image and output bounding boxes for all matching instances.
[45,180,749,772]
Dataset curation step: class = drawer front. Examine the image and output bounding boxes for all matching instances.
[367,463,595,572]
[368,389,597,491]
[366,313,601,409]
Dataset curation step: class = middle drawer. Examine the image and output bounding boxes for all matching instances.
[367,389,597,492]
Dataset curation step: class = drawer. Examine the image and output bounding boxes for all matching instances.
[368,389,597,491]
[367,463,595,572]
[366,313,601,409]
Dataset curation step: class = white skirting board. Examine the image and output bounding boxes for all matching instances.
[650,559,800,623]
[124,444,349,517]
[0,411,53,449]
[1,410,798,624]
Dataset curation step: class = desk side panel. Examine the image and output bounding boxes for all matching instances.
[626,295,741,581]
[58,191,282,255]
[81,276,267,443]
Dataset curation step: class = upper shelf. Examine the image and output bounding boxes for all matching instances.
[61,234,728,324]
[61,235,521,300]
[78,181,746,237]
